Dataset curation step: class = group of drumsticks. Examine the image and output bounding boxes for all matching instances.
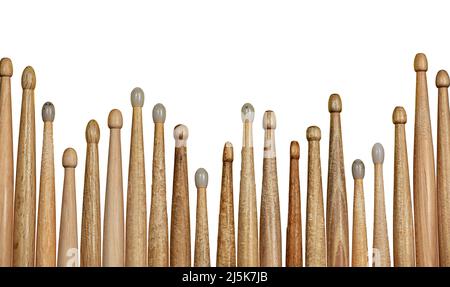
[0,52,449,267]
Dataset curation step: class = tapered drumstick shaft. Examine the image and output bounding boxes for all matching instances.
[351,160,368,267]
[194,168,210,267]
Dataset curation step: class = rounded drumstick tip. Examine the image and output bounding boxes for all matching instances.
[392,106,407,124]
[352,159,365,180]
[290,141,299,159]
[86,120,100,144]
[328,93,342,113]
[195,168,208,188]
[223,142,234,162]
[414,53,428,72]
[153,103,166,123]
[22,66,36,89]
[108,109,123,129]
[372,143,384,164]
[42,102,55,122]
[0,57,13,76]
[241,103,255,123]
[436,70,450,88]
[263,110,276,130]
[174,124,188,146]
[62,148,78,168]
[306,126,321,141]
[131,87,144,107]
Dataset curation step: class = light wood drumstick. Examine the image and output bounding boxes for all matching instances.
[305,126,326,267]
[216,142,236,267]
[103,109,124,267]
[148,103,168,267]
[393,106,415,267]
[194,168,210,267]
[126,87,147,266]
[413,53,439,266]
[372,143,391,267]
[57,148,78,267]
[351,159,368,267]
[326,94,349,267]
[0,58,14,267]
[80,120,101,267]
[36,102,56,266]
[286,141,302,267]
[436,70,450,266]
[170,124,191,266]
[237,103,259,267]
[13,66,37,267]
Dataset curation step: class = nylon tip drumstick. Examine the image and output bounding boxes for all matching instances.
[153,103,166,123]
[131,87,144,107]
[351,159,368,267]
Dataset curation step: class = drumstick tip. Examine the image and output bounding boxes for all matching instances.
[86,119,100,144]
[130,87,144,107]
[152,103,166,123]
[328,93,342,113]
[414,53,428,72]
[195,168,208,189]
[62,148,78,168]
[21,66,36,89]
[263,110,276,130]
[306,126,321,141]
[352,159,365,179]
[372,143,384,164]
[241,103,255,123]
[436,70,450,88]
[108,109,123,129]
[392,106,407,124]
[0,57,13,76]
[42,102,55,122]
[290,141,299,159]
[223,142,233,162]
[174,124,188,142]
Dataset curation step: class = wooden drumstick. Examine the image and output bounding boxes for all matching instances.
[36,102,56,266]
[13,66,37,267]
[194,168,210,267]
[326,94,349,267]
[170,124,191,266]
[436,70,450,266]
[372,143,391,267]
[80,120,101,267]
[57,148,78,267]
[237,103,259,267]
[103,109,124,267]
[286,141,302,267]
[148,103,168,267]
[305,126,326,267]
[393,107,415,267]
[0,58,14,266]
[413,53,439,266]
[216,142,236,267]
[351,159,368,267]
[126,87,147,266]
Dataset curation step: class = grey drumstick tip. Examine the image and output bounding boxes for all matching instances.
[152,103,166,123]
[372,143,384,164]
[241,103,255,123]
[195,168,208,188]
[42,102,55,122]
[352,159,365,179]
[130,87,144,107]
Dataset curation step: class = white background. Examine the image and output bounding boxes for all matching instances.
[2,0,450,266]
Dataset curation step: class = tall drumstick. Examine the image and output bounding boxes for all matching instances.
[103,109,124,267]
[326,94,349,267]
[393,107,415,267]
[80,120,101,267]
[170,124,191,266]
[237,103,259,267]
[126,87,147,266]
[57,148,78,267]
[286,141,302,267]
[413,53,439,266]
[194,168,210,267]
[13,66,37,267]
[36,102,56,266]
[351,159,368,267]
[148,103,168,267]
[305,126,326,267]
[436,70,450,266]
[216,142,236,267]
[0,58,14,266]
[372,143,391,267]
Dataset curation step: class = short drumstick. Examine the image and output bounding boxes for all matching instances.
[13,66,37,267]
[237,103,259,267]
[286,141,302,267]
[148,103,169,267]
[216,142,236,267]
[80,120,101,267]
[36,102,56,266]
[351,159,368,267]
[305,126,326,267]
[57,148,78,267]
[170,124,191,266]
[103,109,124,267]
[393,107,415,266]
[0,58,14,266]
[194,168,210,267]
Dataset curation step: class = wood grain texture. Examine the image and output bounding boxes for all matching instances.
[351,160,368,267]
[286,141,302,267]
[392,107,415,267]
[0,58,14,266]
[305,126,326,267]
[413,53,439,266]
[216,142,236,267]
[13,66,37,267]
[80,120,101,267]
[194,169,210,267]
